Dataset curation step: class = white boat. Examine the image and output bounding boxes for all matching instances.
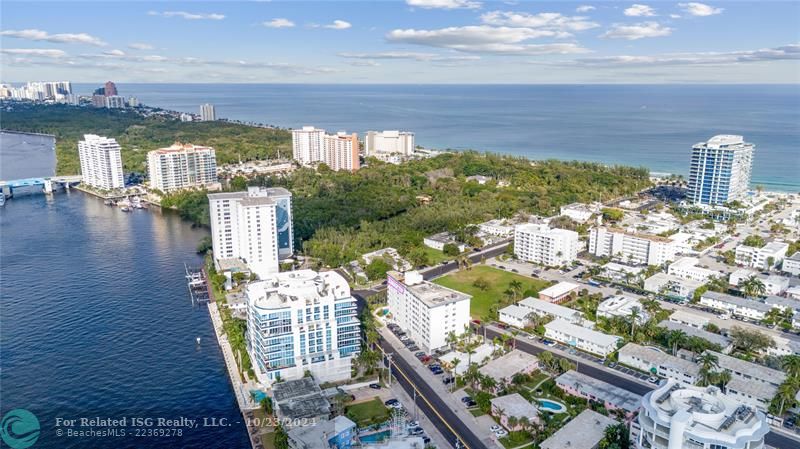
[196,337,201,344]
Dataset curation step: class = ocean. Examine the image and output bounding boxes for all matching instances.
[77,83,800,192]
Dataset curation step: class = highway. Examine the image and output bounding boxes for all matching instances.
[378,337,487,449]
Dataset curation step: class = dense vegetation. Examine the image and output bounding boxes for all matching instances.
[4,104,651,268]
[1,103,291,175]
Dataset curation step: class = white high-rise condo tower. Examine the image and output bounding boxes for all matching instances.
[291,126,325,164]
[78,134,125,190]
[207,187,293,278]
[245,270,360,385]
[687,135,754,206]
[200,103,216,121]
[147,143,218,192]
[365,130,415,156]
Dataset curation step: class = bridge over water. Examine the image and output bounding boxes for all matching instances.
[0,175,82,197]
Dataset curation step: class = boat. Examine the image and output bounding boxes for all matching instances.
[103,199,113,206]
[196,337,201,344]
[120,206,131,212]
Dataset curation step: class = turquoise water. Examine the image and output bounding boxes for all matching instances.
[359,430,391,443]
[538,399,566,412]
[251,390,268,402]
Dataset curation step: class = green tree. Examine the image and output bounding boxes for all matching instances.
[196,235,213,254]
[743,235,766,248]
[601,208,625,222]
[406,247,430,268]
[443,243,460,257]
[274,423,289,449]
[230,175,248,191]
[782,355,800,378]
[738,275,766,298]
[696,352,719,387]
[472,277,490,291]
[365,258,392,281]
[729,326,775,355]
[599,423,629,449]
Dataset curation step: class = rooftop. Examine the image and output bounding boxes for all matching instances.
[539,409,617,449]
[701,291,774,313]
[545,318,621,347]
[499,304,531,321]
[247,270,351,311]
[518,297,583,321]
[538,281,579,299]
[707,350,786,387]
[287,415,355,448]
[764,295,800,312]
[788,251,800,261]
[642,380,769,444]
[669,310,709,327]
[479,350,539,381]
[150,142,214,154]
[396,273,471,308]
[726,377,778,403]
[273,377,331,421]
[490,393,539,419]
[618,343,700,377]
[658,320,731,349]
[556,370,641,413]
[700,134,746,149]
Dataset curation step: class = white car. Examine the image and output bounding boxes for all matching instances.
[490,425,501,432]
[494,429,508,438]
[719,314,729,320]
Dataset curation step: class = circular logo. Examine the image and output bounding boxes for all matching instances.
[1,409,40,449]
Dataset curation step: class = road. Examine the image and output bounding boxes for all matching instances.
[482,324,800,449]
[378,337,487,449]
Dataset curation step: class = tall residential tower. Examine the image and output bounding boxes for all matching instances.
[78,134,125,190]
[200,103,216,121]
[207,187,293,278]
[687,135,754,206]
[147,143,218,192]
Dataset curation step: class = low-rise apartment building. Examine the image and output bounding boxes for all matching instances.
[537,281,579,304]
[387,271,471,354]
[558,202,600,223]
[540,409,617,449]
[544,318,621,357]
[513,223,579,266]
[668,310,709,329]
[589,227,678,266]
[707,350,786,413]
[422,232,468,253]
[735,241,789,269]
[729,269,790,295]
[698,291,774,321]
[618,343,699,385]
[658,320,733,353]
[518,296,590,326]
[643,272,704,301]
[556,370,641,418]
[597,295,649,324]
[783,251,800,276]
[667,257,722,282]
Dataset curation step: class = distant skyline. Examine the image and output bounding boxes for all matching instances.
[2,1,799,84]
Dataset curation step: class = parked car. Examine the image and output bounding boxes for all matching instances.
[461,396,473,403]
[465,400,477,407]
[608,362,617,368]
[385,399,399,406]
[410,427,424,436]
[647,376,660,384]
[415,351,426,358]
[369,383,381,389]
[442,377,454,384]
[406,421,419,429]
[422,436,431,444]
[490,425,501,432]
[408,345,419,352]
[494,429,508,438]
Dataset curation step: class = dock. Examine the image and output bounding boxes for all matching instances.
[185,264,211,304]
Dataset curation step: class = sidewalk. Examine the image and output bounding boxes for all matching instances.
[380,326,502,449]
[391,380,452,449]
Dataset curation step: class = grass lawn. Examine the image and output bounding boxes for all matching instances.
[422,246,452,266]
[434,265,552,319]
[345,397,392,427]
[499,431,535,449]
[469,408,485,417]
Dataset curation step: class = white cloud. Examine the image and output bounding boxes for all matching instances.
[480,11,599,33]
[103,49,126,56]
[565,44,800,67]
[601,22,672,40]
[128,43,154,50]
[324,20,352,30]
[576,5,595,13]
[0,29,106,46]
[263,18,295,28]
[406,0,481,10]
[1,48,68,58]
[679,3,723,17]
[669,14,682,19]
[338,51,480,62]
[624,4,656,17]
[349,60,381,67]
[148,11,225,20]
[387,26,589,55]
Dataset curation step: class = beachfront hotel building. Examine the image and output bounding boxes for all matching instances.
[365,130,415,156]
[513,223,579,266]
[386,270,471,354]
[208,187,293,278]
[200,103,216,121]
[245,270,360,385]
[631,380,769,449]
[291,126,360,171]
[78,134,125,190]
[146,143,218,192]
[687,135,754,206]
[589,227,678,266]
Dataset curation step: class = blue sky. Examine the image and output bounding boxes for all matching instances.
[1,1,798,83]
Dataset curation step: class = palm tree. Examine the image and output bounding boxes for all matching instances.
[510,329,519,349]
[771,378,800,416]
[446,331,458,352]
[509,280,524,299]
[641,297,662,316]
[782,355,800,379]
[715,370,732,393]
[667,329,688,356]
[628,306,641,337]
[739,275,766,298]
[507,415,519,430]
[539,351,554,372]
[451,358,461,391]
[558,358,574,374]
[697,352,719,387]
[481,374,497,392]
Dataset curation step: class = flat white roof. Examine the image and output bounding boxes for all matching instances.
[479,350,538,380]
[545,318,621,347]
[539,409,617,449]
[539,281,579,299]
[518,297,583,321]
[490,393,539,419]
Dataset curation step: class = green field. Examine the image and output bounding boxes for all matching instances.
[421,246,453,266]
[433,265,551,319]
[345,397,392,427]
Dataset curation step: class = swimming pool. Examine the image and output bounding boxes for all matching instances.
[537,398,567,413]
[359,430,391,443]
[251,390,268,403]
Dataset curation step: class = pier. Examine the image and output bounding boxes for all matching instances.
[185,264,211,304]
